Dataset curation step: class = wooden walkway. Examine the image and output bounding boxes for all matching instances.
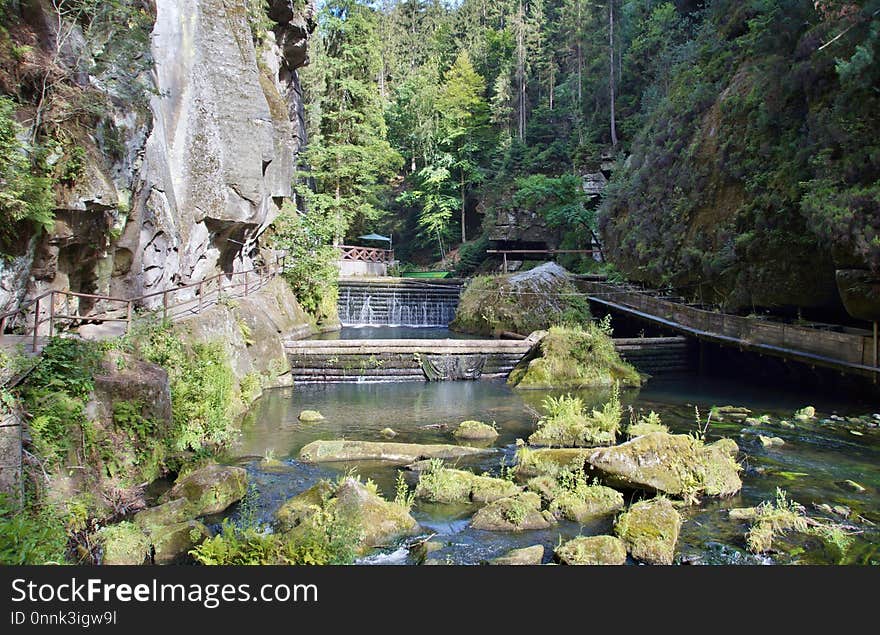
[580,280,880,380]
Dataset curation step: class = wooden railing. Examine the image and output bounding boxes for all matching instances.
[0,257,286,352]
[338,245,394,264]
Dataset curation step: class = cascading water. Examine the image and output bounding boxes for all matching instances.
[338,280,461,327]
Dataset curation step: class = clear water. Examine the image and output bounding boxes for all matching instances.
[228,375,880,565]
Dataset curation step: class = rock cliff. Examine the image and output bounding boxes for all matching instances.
[0,0,316,321]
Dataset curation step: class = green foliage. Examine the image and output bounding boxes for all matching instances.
[191,493,363,565]
[529,387,621,447]
[0,494,68,565]
[125,321,235,452]
[270,199,339,321]
[513,173,596,233]
[0,96,54,253]
[393,470,416,511]
[18,338,103,466]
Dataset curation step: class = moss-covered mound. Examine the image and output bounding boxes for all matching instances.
[527,391,622,448]
[514,446,593,478]
[163,464,248,516]
[555,535,627,565]
[453,420,499,441]
[470,492,556,532]
[508,325,641,389]
[98,522,151,565]
[276,477,420,554]
[588,432,742,501]
[449,263,590,336]
[615,497,682,565]
[298,440,493,464]
[415,464,521,504]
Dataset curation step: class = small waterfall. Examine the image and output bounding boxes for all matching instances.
[338,280,461,327]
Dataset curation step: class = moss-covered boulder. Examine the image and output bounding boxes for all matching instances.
[488,545,545,565]
[470,492,556,531]
[508,324,641,389]
[450,263,591,336]
[453,420,498,441]
[555,535,627,565]
[278,478,420,554]
[151,520,211,565]
[515,447,593,478]
[415,466,520,504]
[134,498,196,532]
[614,498,682,565]
[298,440,493,464]
[274,481,335,533]
[587,432,742,500]
[98,522,151,565]
[164,464,248,516]
[299,410,325,422]
[547,483,625,523]
[333,478,421,550]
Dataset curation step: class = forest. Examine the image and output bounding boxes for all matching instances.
[290,0,879,313]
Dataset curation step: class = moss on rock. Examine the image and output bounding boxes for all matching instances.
[453,420,498,441]
[274,481,335,533]
[509,325,641,390]
[555,535,627,565]
[151,520,211,565]
[98,522,151,565]
[164,464,248,516]
[515,446,593,478]
[470,492,556,532]
[415,464,520,504]
[298,440,493,464]
[527,390,622,448]
[298,410,325,422]
[133,498,195,532]
[488,544,545,565]
[614,497,682,565]
[587,432,742,501]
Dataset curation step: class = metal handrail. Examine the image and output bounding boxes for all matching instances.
[0,256,287,351]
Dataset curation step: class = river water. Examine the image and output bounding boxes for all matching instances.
[227,372,880,565]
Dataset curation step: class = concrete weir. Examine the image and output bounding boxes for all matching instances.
[286,338,532,383]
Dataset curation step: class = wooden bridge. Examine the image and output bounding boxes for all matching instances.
[579,279,880,380]
[284,335,691,383]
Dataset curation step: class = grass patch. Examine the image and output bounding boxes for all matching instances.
[528,387,621,447]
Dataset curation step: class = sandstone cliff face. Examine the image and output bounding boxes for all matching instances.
[2,1,315,322]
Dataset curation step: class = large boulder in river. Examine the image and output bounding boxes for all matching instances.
[334,478,421,550]
[471,492,556,532]
[98,522,151,565]
[449,263,591,336]
[151,520,211,565]
[555,535,627,565]
[298,440,493,464]
[453,421,499,441]
[614,498,682,565]
[163,464,248,516]
[415,466,520,504]
[488,545,545,565]
[278,478,421,554]
[587,432,742,500]
[274,481,334,533]
[134,498,196,531]
[508,324,642,389]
